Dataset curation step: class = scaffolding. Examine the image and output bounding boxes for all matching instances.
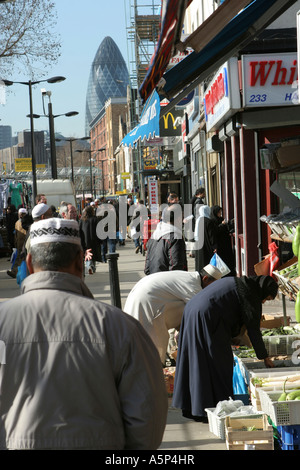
[126,0,161,101]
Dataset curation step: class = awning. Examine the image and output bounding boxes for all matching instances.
[120,90,161,148]
[139,0,193,104]
[158,0,299,116]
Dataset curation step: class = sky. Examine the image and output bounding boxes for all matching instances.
[0,0,131,139]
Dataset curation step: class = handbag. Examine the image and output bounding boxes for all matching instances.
[16,260,28,286]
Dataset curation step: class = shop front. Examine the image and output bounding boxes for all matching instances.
[213,51,300,276]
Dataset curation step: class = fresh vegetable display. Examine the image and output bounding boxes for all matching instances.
[292,226,300,323]
[251,374,300,390]
[278,377,300,402]
[295,292,300,324]
[261,326,300,336]
[292,224,300,261]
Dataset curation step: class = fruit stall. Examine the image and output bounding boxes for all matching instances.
[163,215,300,450]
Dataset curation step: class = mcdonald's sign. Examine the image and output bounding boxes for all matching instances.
[159,109,183,137]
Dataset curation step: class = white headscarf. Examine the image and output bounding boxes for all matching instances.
[194,205,211,242]
[199,205,211,219]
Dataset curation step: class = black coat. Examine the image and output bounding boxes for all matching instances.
[195,217,217,273]
[211,205,236,275]
[172,277,269,418]
[144,232,187,275]
[79,216,102,262]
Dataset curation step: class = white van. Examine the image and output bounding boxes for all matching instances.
[26,179,77,210]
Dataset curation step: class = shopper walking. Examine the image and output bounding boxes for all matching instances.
[6,207,28,279]
[96,201,118,261]
[144,204,187,275]
[211,205,236,276]
[5,204,18,252]
[194,204,217,273]
[130,200,147,254]
[79,206,101,274]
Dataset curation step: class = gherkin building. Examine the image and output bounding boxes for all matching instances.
[85,36,130,135]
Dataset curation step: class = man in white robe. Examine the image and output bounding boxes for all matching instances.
[124,265,222,364]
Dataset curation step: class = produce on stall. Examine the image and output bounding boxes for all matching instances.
[293,225,300,323]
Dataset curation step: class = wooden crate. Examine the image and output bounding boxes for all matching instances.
[225,415,274,450]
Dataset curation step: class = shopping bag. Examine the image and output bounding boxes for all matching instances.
[210,252,231,277]
[254,254,271,276]
[16,260,28,286]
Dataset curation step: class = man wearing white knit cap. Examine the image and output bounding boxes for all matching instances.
[31,203,52,221]
[124,264,222,365]
[0,217,167,450]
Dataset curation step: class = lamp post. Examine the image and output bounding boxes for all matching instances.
[41,90,78,179]
[55,136,89,183]
[2,76,66,201]
[96,148,116,196]
[75,149,94,198]
[97,148,106,197]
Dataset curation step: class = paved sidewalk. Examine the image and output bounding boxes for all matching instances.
[0,240,296,451]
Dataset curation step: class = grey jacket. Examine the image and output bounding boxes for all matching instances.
[0,271,168,450]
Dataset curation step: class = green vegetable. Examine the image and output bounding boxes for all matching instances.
[296,292,300,324]
[261,326,299,336]
[278,378,288,401]
[286,390,300,401]
[292,224,300,257]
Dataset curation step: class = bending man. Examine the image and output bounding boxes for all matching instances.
[124,265,222,364]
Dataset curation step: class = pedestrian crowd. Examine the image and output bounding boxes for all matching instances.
[0,186,279,449]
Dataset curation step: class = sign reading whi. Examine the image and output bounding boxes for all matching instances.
[242,53,298,107]
[204,57,240,132]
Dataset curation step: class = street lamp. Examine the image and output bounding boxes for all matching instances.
[41,90,78,179]
[75,149,94,198]
[97,148,106,197]
[96,148,116,196]
[55,136,89,183]
[2,76,66,201]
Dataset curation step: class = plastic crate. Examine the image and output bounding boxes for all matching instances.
[205,408,227,440]
[225,414,274,450]
[238,357,296,385]
[277,425,300,450]
[262,334,300,356]
[248,368,300,411]
[259,389,300,426]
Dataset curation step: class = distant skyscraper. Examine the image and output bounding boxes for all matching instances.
[85,36,130,135]
[0,125,12,150]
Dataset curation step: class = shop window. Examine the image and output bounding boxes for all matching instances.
[277,171,300,212]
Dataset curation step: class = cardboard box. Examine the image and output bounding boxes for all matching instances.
[260,314,291,329]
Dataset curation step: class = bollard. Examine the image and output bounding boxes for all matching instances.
[106,253,121,308]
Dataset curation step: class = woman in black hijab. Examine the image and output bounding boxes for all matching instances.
[172,275,278,422]
[211,205,236,276]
